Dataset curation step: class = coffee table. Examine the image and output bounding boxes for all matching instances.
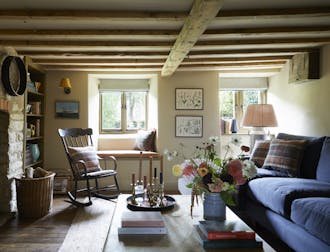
[103,194,271,252]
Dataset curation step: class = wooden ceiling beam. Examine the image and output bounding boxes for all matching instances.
[1,26,329,39]
[0,8,328,21]
[195,37,330,46]
[41,60,286,68]
[33,55,290,65]
[215,7,330,19]
[0,10,186,21]
[161,0,224,76]
[4,37,328,49]
[0,29,178,40]
[18,47,314,58]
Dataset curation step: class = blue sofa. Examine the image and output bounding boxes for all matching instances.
[235,133,330,252]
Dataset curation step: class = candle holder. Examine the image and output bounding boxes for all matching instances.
[135,180,144,195]
[127,171,175,210]
[130,182,137,205]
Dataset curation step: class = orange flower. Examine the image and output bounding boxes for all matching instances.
[197,167,209,177]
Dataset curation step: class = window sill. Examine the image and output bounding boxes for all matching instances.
[98,134,137,140]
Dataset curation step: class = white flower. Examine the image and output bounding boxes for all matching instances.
[242,160,257,178]
[209,136,220,144]
[222,182,230,191]
[164,149,179,161]
[163,149,169,155]
[230,135,242,146]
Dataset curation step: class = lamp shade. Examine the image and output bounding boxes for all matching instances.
[59,78,72,89]
[242,104,278,127]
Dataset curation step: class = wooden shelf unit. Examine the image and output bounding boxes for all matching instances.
[23,57,46,170]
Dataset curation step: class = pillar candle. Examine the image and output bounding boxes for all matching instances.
[143,175,147,188]
[159,172,163,185]
[139,151,143,182]
[132,173,135,185]
[160,155,163,174]
[149,156,153,185]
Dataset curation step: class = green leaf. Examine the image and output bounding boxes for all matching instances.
[220,191,236,206]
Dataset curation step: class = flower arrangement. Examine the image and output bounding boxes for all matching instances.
[165,136,257,214]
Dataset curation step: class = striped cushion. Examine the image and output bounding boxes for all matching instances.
[68,146,101,173]
[134,129,156,151]
[250,140,271,167]
[263,139,307,177]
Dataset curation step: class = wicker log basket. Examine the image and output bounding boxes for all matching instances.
[15,170,55,218]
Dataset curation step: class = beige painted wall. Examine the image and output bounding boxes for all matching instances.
[44,70,220,191]
[268,45,330,136]
[158,71,220,190]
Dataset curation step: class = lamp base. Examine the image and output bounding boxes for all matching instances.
[249,127,267,149]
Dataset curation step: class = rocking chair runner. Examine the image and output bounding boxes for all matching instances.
[58,128,120,207]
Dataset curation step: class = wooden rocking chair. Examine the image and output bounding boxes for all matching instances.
[58,128,120,207]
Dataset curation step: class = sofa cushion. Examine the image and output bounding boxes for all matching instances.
[263,139,307,177]
[255,167,289,177]
[250,140,270,167]
[291,197,330,245]
[68,146,101,174]
[316,137,330,183]
[247,177,330,218]
[277,133,326,179]
[133,129,156,152]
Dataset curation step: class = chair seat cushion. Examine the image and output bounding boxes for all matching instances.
[247,177,330,217]
[84,169,117,178]
[68,146,101,173]
[291,197,330,244]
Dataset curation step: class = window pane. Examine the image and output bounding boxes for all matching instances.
[101,92,121,130]
[126,91,146,130]
[219,91,234,119]
[242,90,259,112]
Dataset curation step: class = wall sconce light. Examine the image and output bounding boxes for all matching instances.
[59,78,72,94]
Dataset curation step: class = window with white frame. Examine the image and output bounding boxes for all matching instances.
[219,78,267,134]
[99,79,149,133]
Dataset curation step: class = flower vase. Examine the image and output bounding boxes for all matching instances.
[203,192,226,221]
[30,144,40,162]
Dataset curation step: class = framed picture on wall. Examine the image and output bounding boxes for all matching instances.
[175,88,203,110]
[55,101,79,119]
[175,115,203,137]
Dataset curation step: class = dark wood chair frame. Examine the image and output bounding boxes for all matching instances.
[58,128,120,207]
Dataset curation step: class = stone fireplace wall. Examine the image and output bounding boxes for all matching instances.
[0,47,25,213]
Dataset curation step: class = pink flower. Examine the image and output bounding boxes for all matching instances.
[227,159,246,185]
[182,163,195,176]
[208,178,224,192]
[199,162,208,168]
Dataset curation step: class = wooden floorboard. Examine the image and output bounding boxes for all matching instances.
[0,196,77,252]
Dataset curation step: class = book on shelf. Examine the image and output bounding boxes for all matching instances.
[118,226,167,235]
[121,211,165,227]
[198,220,256,240]
[194,225,262,249]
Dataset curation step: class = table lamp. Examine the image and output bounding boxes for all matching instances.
[242,104,278,148]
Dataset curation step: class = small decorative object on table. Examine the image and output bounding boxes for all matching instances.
[127,155,175,211]
[167,136,257,218]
